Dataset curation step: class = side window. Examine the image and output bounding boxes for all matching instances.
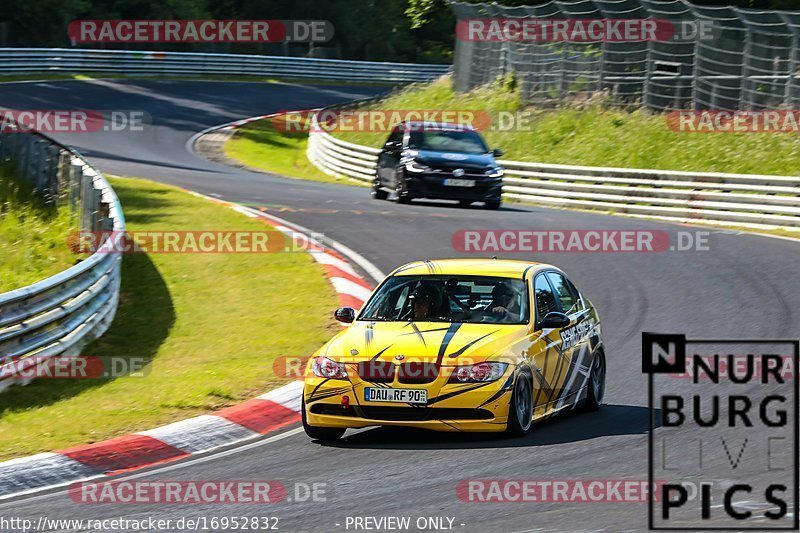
[546,272,580,315]
[534,274,559,321]
[565,278,585,312]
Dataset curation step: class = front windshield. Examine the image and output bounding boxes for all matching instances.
[359,275,529,325]
[408,130,489,155]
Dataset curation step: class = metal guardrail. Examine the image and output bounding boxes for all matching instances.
[307,102,800,229]
[0,126,124,392]
[0,48,450,83]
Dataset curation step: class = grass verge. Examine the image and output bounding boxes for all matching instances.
[224,119,367,186]
[0,177,338,459]
[0,168,83,292]
[335,76,800,176]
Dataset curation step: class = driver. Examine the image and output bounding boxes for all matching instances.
[486,282,520,323]
[405,284,440,321]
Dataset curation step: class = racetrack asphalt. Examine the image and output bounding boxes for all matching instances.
[0,79,798,532]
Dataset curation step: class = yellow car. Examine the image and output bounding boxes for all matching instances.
[302,258,606,440]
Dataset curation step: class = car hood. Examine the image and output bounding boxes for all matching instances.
[322,320,529,365]
[409,149,497,170]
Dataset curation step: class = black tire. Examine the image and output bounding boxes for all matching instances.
[581,351,606,412]
[302,399,345,441]
[372,179,388,200]
[459,200,472,208]
[394,174,411,204]
[485,200,501,210]
[506,373,533,436]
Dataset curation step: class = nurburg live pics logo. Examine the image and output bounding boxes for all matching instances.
[642,332,799,530]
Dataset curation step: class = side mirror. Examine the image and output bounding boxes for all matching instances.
[334,307,356,324]
[492,148,504,157]
[539,311,570,329]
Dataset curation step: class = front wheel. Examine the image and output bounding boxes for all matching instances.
[581,351,606,412]
[485,200,501,210]
[302,399,345,441]
[506,374,533,436]
[372,179,388,200]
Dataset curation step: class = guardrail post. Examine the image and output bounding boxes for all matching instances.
[98,201,112,231]
[18,133,32,184]
[69,161,83,218]
[80,168,94,232]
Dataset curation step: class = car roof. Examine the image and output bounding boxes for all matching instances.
[399,120,476,131]
[390,259,554,279]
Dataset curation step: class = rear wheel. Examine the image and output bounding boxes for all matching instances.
[506,373,533,436]
[581,351,606,412]
[302,399,345,441]
[458,200,472,208]
[372,179,388,200]
[485,200,501,210]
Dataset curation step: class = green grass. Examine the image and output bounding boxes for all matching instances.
[0,177,339,459]
[224,119,367,186]
[0,169,83,292]
[334,75,800,177]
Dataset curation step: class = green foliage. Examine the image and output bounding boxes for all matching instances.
[0,168,81,292]
[224,118,366,186]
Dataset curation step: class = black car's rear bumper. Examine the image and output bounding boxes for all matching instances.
[404,173,502,201]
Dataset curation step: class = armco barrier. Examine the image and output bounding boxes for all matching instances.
[0,124,124,392]
[0,48,450,83]
[306,103,800,229]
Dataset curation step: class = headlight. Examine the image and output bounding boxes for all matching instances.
[312,357,348,379]
[448,362,508,383]
[405,160,432,173]
[486,167,504,178]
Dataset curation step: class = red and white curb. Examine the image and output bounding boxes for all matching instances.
[0,382,303,499]
[0,193,381,501]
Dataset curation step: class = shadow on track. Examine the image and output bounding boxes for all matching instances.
[383,198,531,213]
[318,404,659,450]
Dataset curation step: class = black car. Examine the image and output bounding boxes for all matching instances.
[372,121,504,209]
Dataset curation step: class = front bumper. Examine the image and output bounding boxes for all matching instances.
[303,368,514,432]
[404,172,502,202]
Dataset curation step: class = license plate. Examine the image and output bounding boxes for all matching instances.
[443,178,475,187]
[364,387,427,404]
